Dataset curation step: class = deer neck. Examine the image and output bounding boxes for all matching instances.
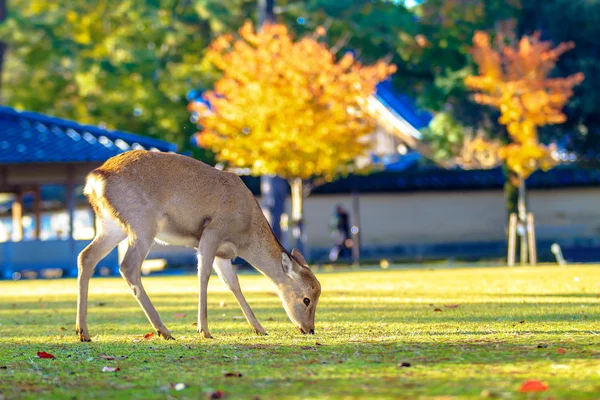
[239,222,289,285]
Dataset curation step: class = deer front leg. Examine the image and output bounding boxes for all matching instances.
[120,233,174,340]
[213,257,267,335]
[197,237,218,338]
[76,219,126,342]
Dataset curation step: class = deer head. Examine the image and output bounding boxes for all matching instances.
[277,249,321,334]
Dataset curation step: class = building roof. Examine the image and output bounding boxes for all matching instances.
[373,80,432,131]
[236,165,600,195]
[0,106,177,164]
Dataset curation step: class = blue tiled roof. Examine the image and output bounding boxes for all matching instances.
[235,166,600,195]
[374,80,432,130]
[0,106,177,164]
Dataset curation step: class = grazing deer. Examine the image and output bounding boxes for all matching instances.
[76,150,321,342]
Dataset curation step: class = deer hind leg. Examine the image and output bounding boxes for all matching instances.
[120,224,174,340]
[213,257,267,335]
[196,234,220,339]
[76,217,126,342]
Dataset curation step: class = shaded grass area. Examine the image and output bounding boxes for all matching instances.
[0,265,599,399]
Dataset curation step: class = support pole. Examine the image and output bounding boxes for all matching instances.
[351,190,361,268]
[507,212,517,266]
[33,185,41,240]
[527,212,537,265]
[66,167,77,275]
[11,191,23,242]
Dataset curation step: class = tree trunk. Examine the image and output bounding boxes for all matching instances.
[517,176,528,265]
[0,0,7,100]
[258,0,275,26]
[257,0,286,242]
[289,177,306,254]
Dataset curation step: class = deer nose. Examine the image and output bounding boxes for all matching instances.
[309,329,315,335]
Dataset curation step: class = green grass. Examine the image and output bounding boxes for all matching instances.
[0,265,599,399]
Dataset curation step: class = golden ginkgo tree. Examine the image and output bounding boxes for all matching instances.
[190,21,395,245]
[465,30,584,180]
[465,28,583,263]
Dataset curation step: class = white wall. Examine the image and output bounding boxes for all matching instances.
[270,187,600,249]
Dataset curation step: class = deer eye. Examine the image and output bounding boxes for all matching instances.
[303,298,310,306]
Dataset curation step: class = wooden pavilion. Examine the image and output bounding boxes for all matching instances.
[0,106,176,279]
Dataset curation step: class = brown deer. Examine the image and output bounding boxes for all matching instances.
[76,150,321,342]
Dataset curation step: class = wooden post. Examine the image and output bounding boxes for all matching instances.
[11,191,23,242]
[351,190,361,268]
[33,185,42,240]
[66,167,77,274]
[92,206,98,237]
[527,212,537,265]
[507,212,517,266]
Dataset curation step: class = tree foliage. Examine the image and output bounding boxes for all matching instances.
[465,29,583,179]
[190,22,395,181]
[0,0,256,150]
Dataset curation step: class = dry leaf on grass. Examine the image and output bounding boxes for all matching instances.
[519,380,548,392]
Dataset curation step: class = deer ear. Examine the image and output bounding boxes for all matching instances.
[291,248,308,267]
[282,252,301,278]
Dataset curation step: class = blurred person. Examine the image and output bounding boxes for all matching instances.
[329,204,352,262]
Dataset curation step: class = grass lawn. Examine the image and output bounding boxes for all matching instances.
[0,265,599,399]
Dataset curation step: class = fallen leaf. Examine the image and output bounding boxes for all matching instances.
[97,302,107,307]
[36,352,55,359]
[557,348,566,355]
[174,313,186,318]
[144,332,154,340]
[519,380,548,392]
[191,322,198,327]
[223,372,243,377]
[171,383,186,391]
[444,304,459,309]
[315,342,322,346]
[100,354,128,361]
[433,308,442,312]
[399,362,412,368]
[232,316,244,320]
[59,327,66,331]
[519,320,525,324]
[101,366,120,372]
[209,390,224,399]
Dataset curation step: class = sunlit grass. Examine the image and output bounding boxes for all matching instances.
[0,265,599,399]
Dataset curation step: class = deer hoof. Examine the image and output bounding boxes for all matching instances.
[79,332,92,342]
[254,328,268,336]
[158,329,175,340]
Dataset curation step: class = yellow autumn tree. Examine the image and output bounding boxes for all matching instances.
[465,30,584,180]
[190,22,395,241]
[465,28,583,263]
